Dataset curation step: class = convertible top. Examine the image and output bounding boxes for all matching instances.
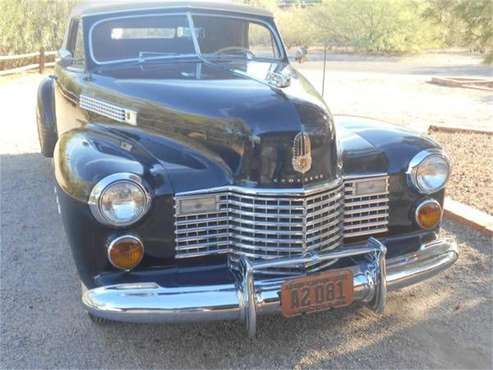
[71,1,273,18]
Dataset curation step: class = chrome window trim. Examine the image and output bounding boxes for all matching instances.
[107,234,144,271]
[189,12,284,60]
[79,5,273,19]
[406,148,450,194]
[186,12,201,55]
[88,11,285,66]
[88,172,152,227]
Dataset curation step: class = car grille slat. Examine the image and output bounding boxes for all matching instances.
[174,175,389,274]
[342,176,389,238]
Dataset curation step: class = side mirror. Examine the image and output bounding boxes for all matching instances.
[58,48,74,67]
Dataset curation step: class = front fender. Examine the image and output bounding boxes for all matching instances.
[53,127,166,202]
[336,115,445,235]
[54,125,234,287]
[54,127,172,287]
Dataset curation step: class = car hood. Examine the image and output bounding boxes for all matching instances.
[84,60,339,191]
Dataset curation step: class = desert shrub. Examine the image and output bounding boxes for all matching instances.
[249,0,445,53]
[304,0,444,53]
[454,0,492,63]
[423,0,492,63]
[274,7,315,48]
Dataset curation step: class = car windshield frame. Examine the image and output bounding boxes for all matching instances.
[87,11,285,66]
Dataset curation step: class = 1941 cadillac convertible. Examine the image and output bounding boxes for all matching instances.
[37,1,458,336]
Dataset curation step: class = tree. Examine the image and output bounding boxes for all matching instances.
[454,0,493,62]
[307,0,442,53]
[424,0,493,63]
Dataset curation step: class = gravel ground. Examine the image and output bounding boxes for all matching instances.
[429,131,493,215]
[1,53,493,369]
[297,53,492,133]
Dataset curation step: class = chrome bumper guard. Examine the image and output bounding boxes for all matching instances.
[83,237,458,337]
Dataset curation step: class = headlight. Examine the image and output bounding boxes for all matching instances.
[407,149,450,194]
[89,173,151,227]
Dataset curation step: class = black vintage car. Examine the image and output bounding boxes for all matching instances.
[37,1,458,336]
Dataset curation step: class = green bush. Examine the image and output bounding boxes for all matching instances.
[1,0,490,63]
[0,0,79,55]
[275,0,444,53]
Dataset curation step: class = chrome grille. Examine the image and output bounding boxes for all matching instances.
[174,175,390,274]
[175,181,344,274]
[79,95,137,125]
[343,176,389,238]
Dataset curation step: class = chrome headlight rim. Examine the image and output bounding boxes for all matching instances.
[406,148,450,194]
[89,172,151,227]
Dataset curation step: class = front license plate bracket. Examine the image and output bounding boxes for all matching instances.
[280,269,353,317]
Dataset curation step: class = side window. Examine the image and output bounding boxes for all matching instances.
[248,23,278,59]
[66,19,85,68]
[72,21,85,67]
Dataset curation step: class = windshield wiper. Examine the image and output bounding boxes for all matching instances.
[93,55,200,73]
[201,54,251,62]
[138,52,185,62]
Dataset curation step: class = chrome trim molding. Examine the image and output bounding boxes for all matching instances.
[107,235,144,271]
[415,198,443,230]
[80,94,137,125]
[406,148,450,194]
[78,4,273,19]
[82,237,458,336]
[87,12,284,66]
[176,178,342,197]
[88,172,151,227]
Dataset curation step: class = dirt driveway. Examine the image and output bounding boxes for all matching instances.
[297,52,492,132]
[1,54,492,369]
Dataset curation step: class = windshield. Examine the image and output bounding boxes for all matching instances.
[192,15,281,60]
[90,13,282,65]
[91,15,196,64]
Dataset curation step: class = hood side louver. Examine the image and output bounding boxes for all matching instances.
[80,95,137,125]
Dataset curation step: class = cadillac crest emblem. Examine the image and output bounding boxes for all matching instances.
[292,132,312,174]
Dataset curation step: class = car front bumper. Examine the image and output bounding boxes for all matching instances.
[82,237,458,336]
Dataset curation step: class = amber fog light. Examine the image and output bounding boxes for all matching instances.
[107,235,144,270]
[415,199,442,229]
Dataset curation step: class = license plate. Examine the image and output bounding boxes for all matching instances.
[280,269,353,317]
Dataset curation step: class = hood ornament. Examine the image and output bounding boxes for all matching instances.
[292,132,312,174]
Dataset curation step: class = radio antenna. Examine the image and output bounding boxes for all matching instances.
[321,43,327,97]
